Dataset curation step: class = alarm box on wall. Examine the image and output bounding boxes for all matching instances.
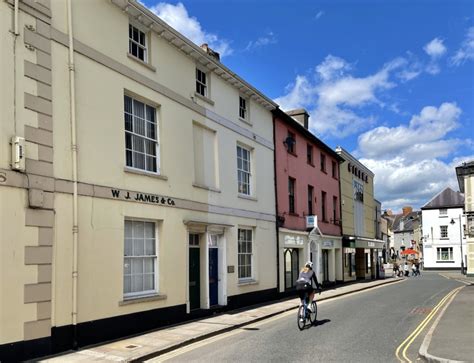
[11,136,25,171]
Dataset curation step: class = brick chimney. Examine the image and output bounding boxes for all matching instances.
[287,109,309,129]
[402,206,413,216]
[200,43,220,61]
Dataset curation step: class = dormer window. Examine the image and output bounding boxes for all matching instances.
[129,24,147,62]
[196,68,207,97]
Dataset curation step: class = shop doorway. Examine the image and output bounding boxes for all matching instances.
[284,248,299,290]
[322,250,329,283]
[189,234,200,310]
[208,235,219,306]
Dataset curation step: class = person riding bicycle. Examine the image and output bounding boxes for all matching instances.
[295,261,322,311]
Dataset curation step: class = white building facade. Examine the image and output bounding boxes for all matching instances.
[421,188,466,270]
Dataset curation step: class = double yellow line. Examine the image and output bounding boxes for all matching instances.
[395,286,463,363]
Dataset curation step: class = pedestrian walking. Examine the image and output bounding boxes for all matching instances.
[404,263,409,277]
[411,263,417,277]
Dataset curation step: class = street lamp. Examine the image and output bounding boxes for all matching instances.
[450,216,465,275]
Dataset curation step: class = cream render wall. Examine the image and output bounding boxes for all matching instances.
[51,193,277,325]
[0,188,38,344]
[1,0,277,351]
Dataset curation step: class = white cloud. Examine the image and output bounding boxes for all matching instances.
[148,2,232,57]
[357,102,462,158]
[424,38,447,58]
[315,11,324,20]
[316,55,351,81]
[245,31,277,51]
[423,38,446,75]
[450,26,474,66]
[275,56,407,137]
[356,102,473,212]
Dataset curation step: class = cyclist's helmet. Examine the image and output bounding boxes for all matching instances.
[305,261,313,269]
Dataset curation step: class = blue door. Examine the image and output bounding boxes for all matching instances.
[209,248,218,306]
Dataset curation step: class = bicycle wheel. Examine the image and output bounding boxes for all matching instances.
[309,301,317,324]
[297,305,306,330]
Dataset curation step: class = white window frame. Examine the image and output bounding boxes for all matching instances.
[440,225,448,239]
[239,96,248,120]
[124,94,160,174]
[237,144,252,196]
[238,228,253,281]
[124,219,158,298]
[196,68,208,97]
[129,23,148,62]
[436,247,453,261]
[439,208,448,216]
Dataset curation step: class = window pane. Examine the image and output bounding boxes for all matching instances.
[146,121,156,140]
[143,274,154,291]
[125,220,133,237]
[124,258,131,274]
[124,96,132,113]
[124,275,131,294]
[134,117,146,136]
[144,257,154,273]
[131,42,138,57]
[125,132,132,149]
[133,152,145,169]
[145,238,155,255]
[146,156,157,172]
[132,275,143,293]
[125,239,132,256]
[126,150,132,167]
[145,140,156,155]
[138,47,144,60]
[133,238,145,256]
[144,222,154,238]
[132,258,144,274]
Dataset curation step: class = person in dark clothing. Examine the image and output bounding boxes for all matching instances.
[295,261,322,308]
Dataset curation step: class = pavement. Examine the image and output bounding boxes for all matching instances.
[419,272,474,363]
[42,277,403,362]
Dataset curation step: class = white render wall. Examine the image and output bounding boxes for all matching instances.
[422,207,466,269]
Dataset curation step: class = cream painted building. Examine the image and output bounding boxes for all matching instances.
[335,147,385,281]
[0,0,278,359]
[456,161,474,277]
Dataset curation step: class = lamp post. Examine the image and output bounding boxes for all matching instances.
[450,216,465,275]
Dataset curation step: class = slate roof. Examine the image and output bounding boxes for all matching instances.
[392,211,421,233]
[421,187,464,210]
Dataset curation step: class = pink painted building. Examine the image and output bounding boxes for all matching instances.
[273,109,344,291]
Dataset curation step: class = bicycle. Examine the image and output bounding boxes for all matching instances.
[297,290,319,330]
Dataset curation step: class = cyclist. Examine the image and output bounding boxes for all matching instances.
[296,261,321,315]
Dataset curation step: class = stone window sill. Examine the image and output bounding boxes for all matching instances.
[124,166,168,181]
[127,53,156,72]
[194,92,215,106]
[237,279,258,286]
[239,117,252,126]
[238,194,258,202]
[193,183,221,193]
[119,293,167,306]
[436,260,454,263]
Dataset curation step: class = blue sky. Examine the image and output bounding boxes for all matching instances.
[141,0,474,212]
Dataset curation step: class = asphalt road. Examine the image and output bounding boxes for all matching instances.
[151,272,463,363]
